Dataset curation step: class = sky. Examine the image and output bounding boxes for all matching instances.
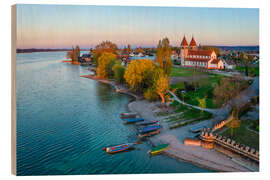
[16,4,259,49]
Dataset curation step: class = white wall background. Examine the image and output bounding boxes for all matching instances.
[0,0,269,179]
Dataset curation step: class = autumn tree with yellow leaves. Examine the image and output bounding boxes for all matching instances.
[92,41,118,65]
[66,45,80,64]
[154,74,169,104]
[124,59,170,104]
[156,37,173,75]
[97,52,117,79]
[124,59,155,92]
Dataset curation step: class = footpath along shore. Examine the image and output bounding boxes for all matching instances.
[80,74,253,172]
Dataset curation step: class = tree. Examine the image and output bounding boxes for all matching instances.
[112,63,125,83]
[124,59,155,92]
[144,87,159,101]
[97,52,117,79]
[213,76,247,136]
[66,45,80,64]
[197,97,206,112]
[154,74,169,104]
[93,41,118,65]
[156,37,172,75]
[240,52,253,76]
[127,44,132,54]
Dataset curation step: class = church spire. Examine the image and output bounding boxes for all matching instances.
[180,36,188,46]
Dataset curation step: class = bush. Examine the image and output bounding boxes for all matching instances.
[144,88,159,101]
[184,82,195,91]
[112,63,125,83]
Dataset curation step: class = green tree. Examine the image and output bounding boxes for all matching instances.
[112,63,125,83]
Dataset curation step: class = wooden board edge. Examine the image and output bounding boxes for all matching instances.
[11,4,17,176]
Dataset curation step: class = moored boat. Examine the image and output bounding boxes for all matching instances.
[139,125,161,134]
[105,143,135,154]
[138,129,160,139]
[124,118,144,124]
[148,144,170,155]
[136,120,158,126]
[121,112,138,118]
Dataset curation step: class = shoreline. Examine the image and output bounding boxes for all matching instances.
[81,73,255,172]
[80,74,140,100]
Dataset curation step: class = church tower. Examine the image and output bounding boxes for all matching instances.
[180,36,188,66]
[189,36,197,51]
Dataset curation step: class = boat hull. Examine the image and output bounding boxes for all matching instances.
[106,143,134,154]
[124,118,144,124]
[136,120,158,126]
[139,125,161,134]
[149,144,170,155]
[138,129,160,139]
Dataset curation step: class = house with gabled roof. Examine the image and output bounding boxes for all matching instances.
[180,36,224,70]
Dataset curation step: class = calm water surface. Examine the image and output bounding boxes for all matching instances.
[16,51,210,175]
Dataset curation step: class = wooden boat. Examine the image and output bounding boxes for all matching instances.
[148,144,170,155]
[121,112,138,118]
[124,118,144,124]
[136,120,158,126]
[105,143,134,154]
[138,129,160,139]
[139,125,161,134]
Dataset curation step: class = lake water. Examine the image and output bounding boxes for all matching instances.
[16,51,210,175]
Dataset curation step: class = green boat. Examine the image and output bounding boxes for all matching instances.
[148,143,170,155]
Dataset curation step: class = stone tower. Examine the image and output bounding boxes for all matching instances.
[180,36,189,66]
[189,36,197,51]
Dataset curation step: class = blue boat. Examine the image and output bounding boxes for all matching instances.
[124,118,144,124]
[136,120,158,126]
[139,125,161,134]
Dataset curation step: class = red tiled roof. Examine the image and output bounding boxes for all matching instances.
[189,37,197,47]
[180,36,188,46]
[185,58,211,62]
[188,50,213,56]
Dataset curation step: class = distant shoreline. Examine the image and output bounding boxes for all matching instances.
[16,45,259,54]
[16,49,90,53]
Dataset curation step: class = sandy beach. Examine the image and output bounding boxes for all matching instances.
[128,100,258,172]
[81,74,257,172]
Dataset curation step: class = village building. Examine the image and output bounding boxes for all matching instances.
[222,59,236,69]
[180,36,224,70]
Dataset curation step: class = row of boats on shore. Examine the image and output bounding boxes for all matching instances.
[103,112,169,155]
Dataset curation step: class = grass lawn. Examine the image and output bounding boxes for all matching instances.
[159,101,213,129]
[171,74,224,108]
[235,66,259,76]
[170,67,207,77]
[221,119,259,150]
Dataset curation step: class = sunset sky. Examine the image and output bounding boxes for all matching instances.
[16,4,259,49]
